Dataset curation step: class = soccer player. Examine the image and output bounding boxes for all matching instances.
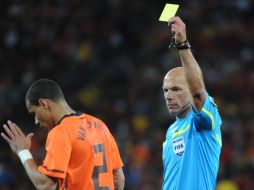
[1,79,125,190]
[162,17,222,190]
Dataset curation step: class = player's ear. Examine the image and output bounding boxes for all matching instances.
[38,98,50,111]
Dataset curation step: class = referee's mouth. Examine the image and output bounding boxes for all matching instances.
[167,104,178,109]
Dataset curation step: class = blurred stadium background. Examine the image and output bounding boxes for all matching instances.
[0,0,253,189]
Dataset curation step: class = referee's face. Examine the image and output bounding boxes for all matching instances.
[163,68,191,118]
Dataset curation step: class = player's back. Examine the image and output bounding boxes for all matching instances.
[56,113,122,190]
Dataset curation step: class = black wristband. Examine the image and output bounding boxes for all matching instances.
[176,40,191,50]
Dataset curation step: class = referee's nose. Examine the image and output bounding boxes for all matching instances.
[165,90,174,101]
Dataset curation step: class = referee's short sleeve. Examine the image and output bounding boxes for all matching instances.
[192,92,222,131]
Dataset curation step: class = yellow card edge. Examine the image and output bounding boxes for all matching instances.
[159,3,179,22]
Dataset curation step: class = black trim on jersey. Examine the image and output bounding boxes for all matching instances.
[41,165,65,173]
[57,112,83,125]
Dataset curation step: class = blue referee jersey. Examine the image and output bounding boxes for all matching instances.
[162,92,222,190]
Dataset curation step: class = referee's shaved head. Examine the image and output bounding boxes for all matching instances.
[25,79,65,106]
[164,67,188,89]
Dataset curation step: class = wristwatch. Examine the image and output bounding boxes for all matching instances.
[176,40,191,50]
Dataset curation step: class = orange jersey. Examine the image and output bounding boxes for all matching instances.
[38,113,123,190]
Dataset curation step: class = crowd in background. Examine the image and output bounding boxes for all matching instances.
[0,0,253,189]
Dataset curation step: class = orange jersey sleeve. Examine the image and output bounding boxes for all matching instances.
[38,126,72,179]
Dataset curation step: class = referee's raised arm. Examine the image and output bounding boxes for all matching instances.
[168,16,206,112]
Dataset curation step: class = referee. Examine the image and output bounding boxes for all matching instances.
[162,16,222,190]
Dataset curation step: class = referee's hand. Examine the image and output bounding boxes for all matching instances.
[168,16,187,44]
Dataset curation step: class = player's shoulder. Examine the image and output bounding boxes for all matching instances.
[83,113,98,122]
[84,114,108,127]
[51,113,84,134]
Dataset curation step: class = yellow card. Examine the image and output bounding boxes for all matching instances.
[159,3,179,22]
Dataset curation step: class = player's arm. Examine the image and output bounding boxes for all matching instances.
[168,16,206,112]
[1,121,58,190]
[22,159,58,190]
[113,168,125,190]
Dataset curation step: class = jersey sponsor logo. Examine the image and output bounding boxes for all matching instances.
[172,136,185,156]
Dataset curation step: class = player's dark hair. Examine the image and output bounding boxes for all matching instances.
[25,79,65,106]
